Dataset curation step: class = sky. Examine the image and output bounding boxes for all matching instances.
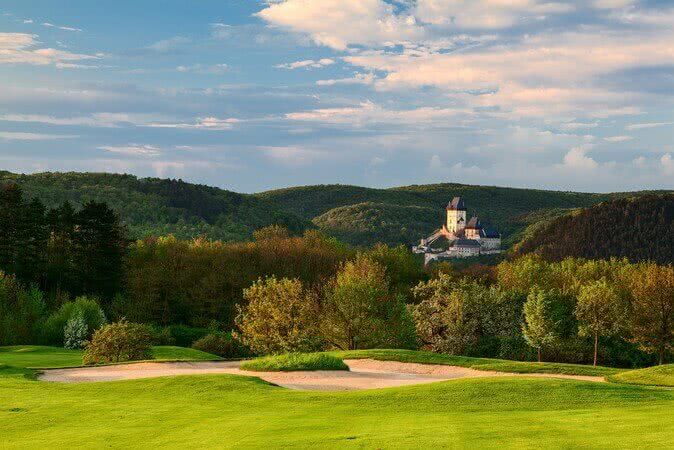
[1,0,673,193]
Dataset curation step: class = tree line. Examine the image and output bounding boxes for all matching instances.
[2,183,674,368]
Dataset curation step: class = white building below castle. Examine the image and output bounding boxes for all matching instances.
[413,196,501,262]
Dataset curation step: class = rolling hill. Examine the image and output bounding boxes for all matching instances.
[515,194,674,263]
[1,170,667,248]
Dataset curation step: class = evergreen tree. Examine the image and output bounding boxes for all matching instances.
[73,201,128,301]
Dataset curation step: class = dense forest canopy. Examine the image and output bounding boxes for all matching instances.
[516,194,674,264]
[4,170,667,248]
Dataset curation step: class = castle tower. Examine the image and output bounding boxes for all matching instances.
[446,197,467,234]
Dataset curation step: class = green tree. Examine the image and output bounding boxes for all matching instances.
[522,287,558,362]
[236,276,321,354]
[626,264,674,365]
[74,201,128,300]
[321,255,416,350]
[575,279,628,366]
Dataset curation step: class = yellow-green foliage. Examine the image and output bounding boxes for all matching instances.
[240,352,348,372]
[237,276,321,354]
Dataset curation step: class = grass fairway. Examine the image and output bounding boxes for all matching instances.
[331,349,621,377]
[2,347,674,449]
[0,345,221,373]
[609,364,674,387]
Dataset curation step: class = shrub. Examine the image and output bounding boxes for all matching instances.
[0,273,45,345]
[148,325,176,346]
[192,332,249,358]
[83,319,152,365]
[43,297,106,346]
[237,276,322,354]
[63,313,88,349]
[240,353,348,372]
[168,325,211,347]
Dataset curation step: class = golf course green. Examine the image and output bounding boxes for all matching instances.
[2,346,674,449]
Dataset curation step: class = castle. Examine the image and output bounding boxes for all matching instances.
[413,196,501,261]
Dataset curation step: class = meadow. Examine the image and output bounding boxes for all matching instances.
[2,346,674,449]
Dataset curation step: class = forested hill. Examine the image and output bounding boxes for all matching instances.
[515,194,674,264]
[0,171,308,242]
[0,170,664,247]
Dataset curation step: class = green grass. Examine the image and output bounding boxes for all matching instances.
[0,345,221,372]
[609,364,674,387]
[1,347,674,447]
[241,353,349,372]
[150,346,222,362]
[330,349,620,377]
[1,368,674,448]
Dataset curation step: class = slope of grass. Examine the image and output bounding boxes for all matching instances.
[1,368,673,448]
[0,345,221,370]
[150,346,223,362]
[241,353,348,372]
[330,349,620,377]
[2,346,674,447]
[609,364,674,387]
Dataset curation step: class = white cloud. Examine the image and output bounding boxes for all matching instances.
[563,146,599,170]
[592,0,636,10]
[275,58,335,70]
[604,135,633,142]
[559,122,598,131]
[42,22,82,32]
[260,145,323,166]
[146,117,241,131]
[0,113,174,128]
[0,131,78,140]
[414,0,575,30]
[98,144,162,157]
[286,101,465,127]
[176,63,228,74]
[626,122,673,131]
[662,154,674,176]
[145,36,191,53]
[0,33,99,67]
[316,72,375,86]
[257,0,424,50]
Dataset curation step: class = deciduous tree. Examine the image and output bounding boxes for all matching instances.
[236,276,321,354]
[575,279,628,366]
[522,287,558,362]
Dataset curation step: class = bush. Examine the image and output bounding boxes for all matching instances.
[192,333,249,359]
[240,353,348,372]
[83,319,152,365]
[43,297,106,346]
[63,313,88,349]
[148,325,176,346]
[0,274,45,345]
[167,325,211,347]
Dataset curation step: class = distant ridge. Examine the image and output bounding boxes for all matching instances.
[1,171,669,248]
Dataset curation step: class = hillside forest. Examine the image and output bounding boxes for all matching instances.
[2,181,674,368]
[3,170,654,248]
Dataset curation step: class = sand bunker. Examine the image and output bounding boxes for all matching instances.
[38,359,605,390]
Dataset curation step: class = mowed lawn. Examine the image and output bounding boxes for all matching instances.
[2,347,674,449]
